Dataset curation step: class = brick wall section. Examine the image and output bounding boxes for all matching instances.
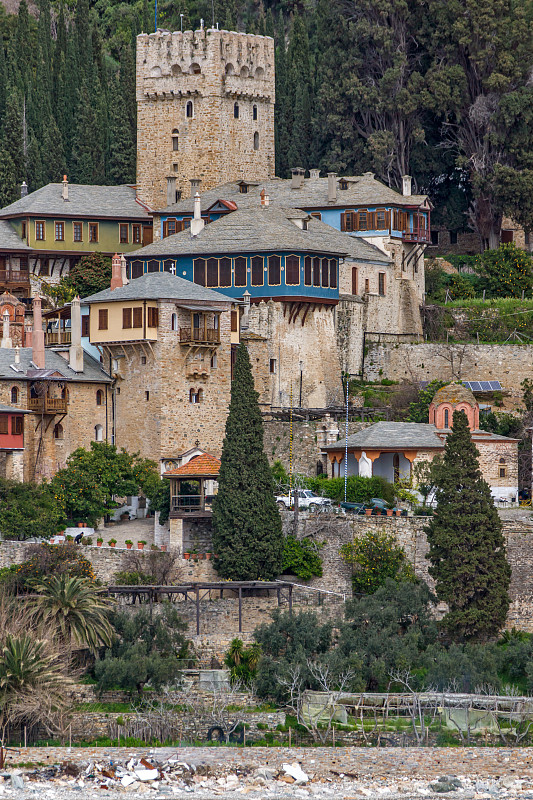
[136,29,275,211]
[365,341,533,394]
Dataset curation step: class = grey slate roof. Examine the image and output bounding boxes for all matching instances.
[0,220,31,252]
[0,184,151,220]
[0,348,111,383]
[324,422,445,450]
[159,172,429,215]
[82,271,234,305]
[0,403,30,413]
[324,421,518,450]
[128,206,391,264]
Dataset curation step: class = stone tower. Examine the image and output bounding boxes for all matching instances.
[136,27,275,211]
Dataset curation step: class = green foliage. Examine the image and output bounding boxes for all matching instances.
[113,570,153,585]
[476,244,533,299]
[94,604,190,695]
[271,459,289,487]
[69,253,112,298]
[28,575,114,653]
[212,344,283,580]
[224,638,261,686]
[0,478,64,541]
[439,298,533,343]
[306,475,394,505]
[408,380,448,423]
[253,609,334,702]
[426,410,511,641]
[50,442,158,527]
[340,530,415,595]
[479,411,522,438]
[13,543,96,591]
[282,536,323,580]
[142,477,170,525]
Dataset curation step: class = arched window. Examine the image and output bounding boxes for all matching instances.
[189,388,201,404]
[225,63,234,75]
[54,423,63,440]
[96,389,103,406]
[268,255,280,285]
[351,266,358,295]
[253,131,259,150]
[234,102,239,119]
[240,65,249,77]
[251,255,263,286]
[285,255,300,285]
[171,64,182,76]
[186,101,193,118]
[131,260,143,279]
[10,387,18,404]
[198,388,203,403]
[304,256,312,286]
[171,313,178,331]
[147,259,159,273]
[255,66,264,79]
[94,424,103,442]
[499,458,507,478]
[444,408,449,428]
[189,62,201,74]
[172,129,179,151]
[235,256,247,287]
[252,104,258,121]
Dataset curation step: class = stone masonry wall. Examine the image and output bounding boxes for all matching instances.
[136,29,275,211]
[365,341,533,394]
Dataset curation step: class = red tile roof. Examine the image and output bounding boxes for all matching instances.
[164,453,221,478]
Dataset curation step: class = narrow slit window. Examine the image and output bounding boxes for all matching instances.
[268,255,280,285]
[251,256,263,286]
[285,255,300,285]
[304,256,312,286]
[234,256,247,286]
[193,258,206,286]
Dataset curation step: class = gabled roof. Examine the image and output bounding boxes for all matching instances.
[324,422,445,451]
[0,184,151,221]
[82,271,234,305]
[0,220,31,253]
[163,453,221,477]
[0,347,111,383]
[158,172,429,215]
[0,403,30,414]
[127,205,391,264]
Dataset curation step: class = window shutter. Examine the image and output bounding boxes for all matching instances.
[340,212,346,232]
[148,307,159,328]
[122,308,132,329]
[0,416,8,434]
[133,307,143,328]
[231,310,238,332]
[98,309,108,330]
[163,221,168,238]
[352,267,358,295]
[82,316,89,337]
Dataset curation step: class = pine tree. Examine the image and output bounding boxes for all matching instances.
[212,343,283,580]
[425,410,511,641]
[0,144,18,207]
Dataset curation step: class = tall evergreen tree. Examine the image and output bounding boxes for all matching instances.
[212,343,283,580]
[0,144,17,207]
[425,409,511,641]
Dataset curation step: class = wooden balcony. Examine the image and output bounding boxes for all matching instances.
[402,229,431,244]
[180,327,220,345]
[44,331,72,346]
[28,397,68,414]
[0,270,30,284]
[170,494,214,518]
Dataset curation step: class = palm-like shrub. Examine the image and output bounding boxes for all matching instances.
[28,575,114,653]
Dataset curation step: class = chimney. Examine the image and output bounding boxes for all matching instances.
[190,178,201,195]
[14,346,20,364]
[110,253,123,290]
[402,175,412,197]
[327,172,337,203]
[1,310,11,349]
[291,168,305,190]
[32,296,45,370]
[309,169,320,180]
[166,176,176,207]
[69,296,84,372]
[260,189,270,208]
[190,192,205,237]
[20,181,28,198]
[62,175,69,201]
[120,254,129,286]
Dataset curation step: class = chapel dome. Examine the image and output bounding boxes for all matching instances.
[428,382,479,430]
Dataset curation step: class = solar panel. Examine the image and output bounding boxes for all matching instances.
[462,380,502,392]
[480,381,493,391]
[489,380,502,391]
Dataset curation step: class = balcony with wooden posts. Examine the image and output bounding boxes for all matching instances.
[0,270,30,284]
[402,215,431,244]
[44,330,72,346]
[180,327,220,345]
[27,396,68,414]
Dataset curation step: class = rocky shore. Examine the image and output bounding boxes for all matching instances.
[2,747,533,799]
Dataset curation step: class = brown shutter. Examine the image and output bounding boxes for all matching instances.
[352,267,358,295]
[340,212,346,232]
[122,308,132,329]
[163,221,168,238]
[98,309,108,330]
[133,307,143,328]
[0,416,8,434]
[231,310,238,332]
[148,307,159,327]
[81,315,89,337]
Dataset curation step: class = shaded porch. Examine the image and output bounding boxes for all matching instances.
[329,449,418,483]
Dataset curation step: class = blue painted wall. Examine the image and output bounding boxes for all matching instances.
[126,251,339,301]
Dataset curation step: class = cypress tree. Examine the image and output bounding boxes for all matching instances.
[426,410,511,641]
[212,343,283,580]
[0,144,17,207]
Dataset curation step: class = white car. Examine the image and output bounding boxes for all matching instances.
[275,489,332,511]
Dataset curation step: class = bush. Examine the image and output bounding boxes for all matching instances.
[306,475,394,505]
[113,570,153,585]
[340,530,415,594]
[224,638,261,685]
[476,243,533,299]
[0,478,64,541]
[12,543,96,591]
[282,536,323,580]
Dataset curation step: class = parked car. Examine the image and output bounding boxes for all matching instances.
[275,489,332,510]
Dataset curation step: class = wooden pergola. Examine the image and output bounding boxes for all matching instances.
[105,580,294,634]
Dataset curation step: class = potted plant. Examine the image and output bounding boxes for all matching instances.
[386,507,393,517]
[77,521,84,528]
[108,538,117,548]
[205,552,212,560]
[82,536,93,546]
[183,552,190,560]
[161,545,167,552]
[151,544,159,551]
[65,534,74,542]
[125,540,133,550]
[365,507,372,516]
[395,508,401,517]
[137,540,147,550]
[97,537,103,547]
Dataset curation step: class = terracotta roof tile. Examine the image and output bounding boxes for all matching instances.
[164,453,221,477]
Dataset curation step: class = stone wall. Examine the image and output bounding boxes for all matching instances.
[364,341,533,393]
[136,29,275,211]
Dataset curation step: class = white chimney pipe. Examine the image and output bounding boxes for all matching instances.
[1,311,11,349]
[62,175,69,201]
[190,192,205,237]
[14,346,20,364]
[20,182,28,198]
[120,254,129,285]
[69,296,84,372]
[402,175,412,197]
[291,168,305,190]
